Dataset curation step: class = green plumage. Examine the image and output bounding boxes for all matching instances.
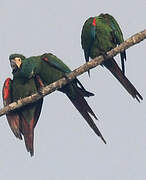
[12,77,40,124]
[81,13,142,101]
[3,67,43,156]
[99,13,124,43]
[9,53,106,144]
[99,13,126,73]
[81,14,125,61]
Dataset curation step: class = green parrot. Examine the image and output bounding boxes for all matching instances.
[9,53,106,144]
[81,13,143,102]
[2,55,43,156]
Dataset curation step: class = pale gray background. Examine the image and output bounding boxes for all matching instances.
[0,0,146,179]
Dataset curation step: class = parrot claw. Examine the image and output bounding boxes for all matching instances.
[100,52,110,66]
[37,88,44,96]
[63,72,71,83]
[34,75,45,96]
[101,52,108,60]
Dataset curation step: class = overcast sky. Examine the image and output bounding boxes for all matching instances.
[0,0,146,180]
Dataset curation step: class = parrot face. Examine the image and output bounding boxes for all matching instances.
[9,54,25,72]
[11,57,22,68]
[9,54,36,79]
[10,58,22,71]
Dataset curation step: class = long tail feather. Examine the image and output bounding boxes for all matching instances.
[67,88,106,144]
[120,51,126,76]
[20,117,34,156]
[19,101,43,156]
[103,58,143,102]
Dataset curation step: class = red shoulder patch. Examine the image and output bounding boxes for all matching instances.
[92,18,96,26]
[42,57,48,62]
[3,78,11,100]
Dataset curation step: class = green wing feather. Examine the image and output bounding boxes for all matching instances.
[41,53,71,73]
[3,68,43,156]
[12,76,43,156]
[99,13,126,74]
[2,78,22,139]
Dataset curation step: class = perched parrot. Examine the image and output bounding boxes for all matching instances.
[81,13,143,102]
[2,55,43,156]
[9,53,106,144]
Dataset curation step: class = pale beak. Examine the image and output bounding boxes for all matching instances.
[10,59,17,70]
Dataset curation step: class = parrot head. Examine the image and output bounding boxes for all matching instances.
[9,54,26,72]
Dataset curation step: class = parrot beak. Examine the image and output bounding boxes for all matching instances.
[10,59,17,70]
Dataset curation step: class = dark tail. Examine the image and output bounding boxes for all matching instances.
[120,51,126,76]
[21,117,34,156]
[67,87,106,144]
[103,58,143,102]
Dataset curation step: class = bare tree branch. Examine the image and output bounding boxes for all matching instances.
[0,29,146,117]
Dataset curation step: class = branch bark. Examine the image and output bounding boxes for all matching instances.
[0,29,146,117]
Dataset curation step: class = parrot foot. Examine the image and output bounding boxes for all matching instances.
[37,88,44,96]
[63,72,71,83]
[100,52,109,66]
[101,52,108,60]
[35,75,45,96]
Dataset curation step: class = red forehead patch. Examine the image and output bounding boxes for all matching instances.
[4,78,11,100]
[92,18,96,26]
